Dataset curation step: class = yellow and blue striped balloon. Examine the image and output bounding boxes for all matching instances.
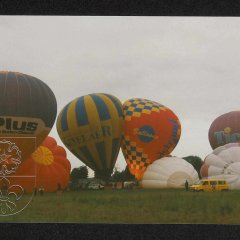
[56,93,123,179]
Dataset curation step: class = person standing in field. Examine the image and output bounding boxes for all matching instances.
[185,180,189,191]
[1,182,8,196]
[34,186,37,196]
[39,185,44,196]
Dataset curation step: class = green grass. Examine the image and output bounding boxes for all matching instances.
[1,189,240,224]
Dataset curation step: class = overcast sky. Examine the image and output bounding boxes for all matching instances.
[0,16,240,176]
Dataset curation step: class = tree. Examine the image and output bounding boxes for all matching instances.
[94,169,114,181]
[122,166,135,181]
[111,167,123,182]
[79,165,88,179]
[70,165,88,183]
[183,155,203,178]
[110,165,135,182]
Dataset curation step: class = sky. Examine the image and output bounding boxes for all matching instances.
[0,16,240,176]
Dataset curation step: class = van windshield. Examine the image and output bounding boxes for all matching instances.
[199,180,209,185]
[194,180,202,185]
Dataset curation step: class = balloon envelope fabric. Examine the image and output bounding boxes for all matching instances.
[208,111,240,150]
[57,93,123,180]
[0,71,57,160]
[11,136,71,192]
[200,142,240,189]
[121,98,181,180]
[142,157,199,189]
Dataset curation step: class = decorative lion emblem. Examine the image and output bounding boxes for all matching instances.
[0,178,24,214]
[0,139,21,175]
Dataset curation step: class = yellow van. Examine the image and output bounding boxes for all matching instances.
[190,179,229,192]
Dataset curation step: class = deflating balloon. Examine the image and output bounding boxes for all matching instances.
[208,111,240,150]
[201,142,240,189]
[57,93,123,180]
[142,157,199,188]
[11,136,71,192]
[0,71,57,160]
[121,98,181,180]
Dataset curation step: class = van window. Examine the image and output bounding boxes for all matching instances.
[202,181,208,185]
[218,181,225,184]
[210,181,217,185]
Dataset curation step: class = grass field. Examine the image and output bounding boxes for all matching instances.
[1,188,240,224]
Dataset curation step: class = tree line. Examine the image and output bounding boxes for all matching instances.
[70,155,204,185]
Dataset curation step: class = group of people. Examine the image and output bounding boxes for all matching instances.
[33,185,44,196]
[34,183,63,196]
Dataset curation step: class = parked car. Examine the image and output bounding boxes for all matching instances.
[88,182,104,190]
[190,179,229,192]
[123,181,135,189]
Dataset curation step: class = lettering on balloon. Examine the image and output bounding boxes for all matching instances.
[168,118,179,144]
[134,126,158,143]
[64,125,112,146]
[0,118,38,135]
[214,127,240,145]
[158,118,180,158]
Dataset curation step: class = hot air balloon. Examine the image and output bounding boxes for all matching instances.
[56,93,123,180]
[121,98,181,180]
[142,157,199,188]
[11,136,71,192]
[208,111,240,150]
[0,71,57,163]
[200,142,240,189]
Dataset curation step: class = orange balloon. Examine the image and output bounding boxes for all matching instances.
[121,98,181,180]
[11,136,71,193]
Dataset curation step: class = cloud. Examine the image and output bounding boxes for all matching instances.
[0,16,240,174]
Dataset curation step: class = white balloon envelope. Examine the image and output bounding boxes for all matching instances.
[142,157,199,189]
[201,143,240,189]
